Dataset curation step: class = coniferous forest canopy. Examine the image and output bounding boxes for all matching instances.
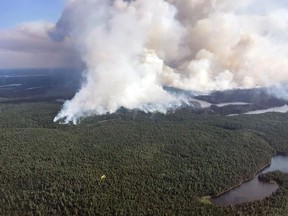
[2,0,288,214]
[0,101,288,215]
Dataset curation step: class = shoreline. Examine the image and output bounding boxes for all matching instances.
[209,152,283,200]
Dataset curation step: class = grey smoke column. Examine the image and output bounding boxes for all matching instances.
[53,0,288,123]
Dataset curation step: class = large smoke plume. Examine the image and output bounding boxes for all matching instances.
[52,0,288,123]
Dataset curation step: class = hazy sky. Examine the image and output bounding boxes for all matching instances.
[0,0,64,29]
[0,0,287,69]
[0,0,78,69]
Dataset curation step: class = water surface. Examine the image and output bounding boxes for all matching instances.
[211,155,288,206]
[216,102,250,107]
[244,105,288,115]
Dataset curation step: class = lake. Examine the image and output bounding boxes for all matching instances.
[211,155,288,206]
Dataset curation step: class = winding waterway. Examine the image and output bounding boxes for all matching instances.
[211,155,288,206]
[244,105,288,115]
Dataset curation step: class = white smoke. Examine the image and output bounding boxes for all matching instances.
[53,0,288,123]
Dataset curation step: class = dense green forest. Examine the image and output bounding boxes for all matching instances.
[0,102,288,215]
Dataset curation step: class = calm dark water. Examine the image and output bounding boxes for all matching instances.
[211,155,288,206]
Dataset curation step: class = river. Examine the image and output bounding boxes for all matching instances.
[244,105,288,115]
[211,155,288,206]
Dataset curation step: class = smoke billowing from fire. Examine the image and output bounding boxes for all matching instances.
[52,0,288,123]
